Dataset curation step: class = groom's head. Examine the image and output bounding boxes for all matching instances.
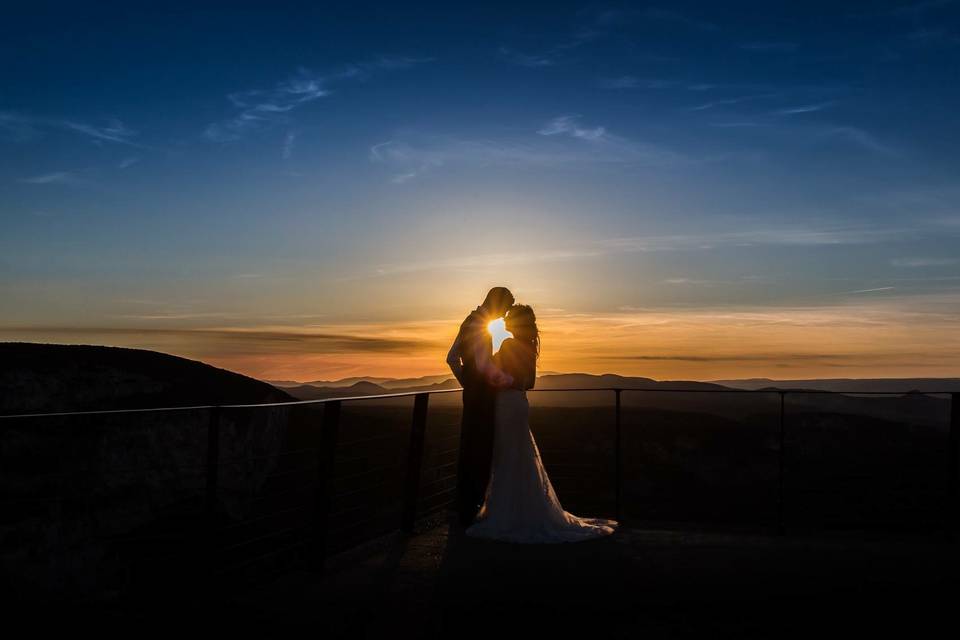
[481,287,515,317]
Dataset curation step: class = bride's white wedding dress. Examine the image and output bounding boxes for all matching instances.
[466,339,618,543]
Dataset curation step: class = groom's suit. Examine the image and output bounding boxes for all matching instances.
[447,307,498,527]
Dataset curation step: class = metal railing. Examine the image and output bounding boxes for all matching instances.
[1,386,958,593]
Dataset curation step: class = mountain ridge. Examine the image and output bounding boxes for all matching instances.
[1,342,293,414]
[271,373,959,396]
[711,377,960,392]
[279,373,733,401]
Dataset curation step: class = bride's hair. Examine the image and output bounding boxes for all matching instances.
[505,304,540,358]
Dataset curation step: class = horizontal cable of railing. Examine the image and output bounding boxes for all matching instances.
[1,386,956,419]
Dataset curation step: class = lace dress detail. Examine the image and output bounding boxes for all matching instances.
[465,340,617,543]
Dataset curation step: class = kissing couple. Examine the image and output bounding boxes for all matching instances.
[446,287,618,543]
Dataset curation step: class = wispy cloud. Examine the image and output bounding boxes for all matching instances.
[710,116,897,156]
[602,224,911,251]
[63,118,139,145]
[497,26,601,68]
[205,69,329,142]
[608,353,850,362]
[501,7,717,68]
[111,312,240,321]
[205,57,431,142]
[497,8,613,68]
[18,170,87,186]
[370,117,683,182]
[660,276,773,286]
[364,221,917,277]
[846,286,896,294]
[498,46,558,68]
[687,93,779,111]
[709,121,773,128]
[775,102,833,115]
[366,246,605,276]
[0,326,438,355]
[0,112,141,146]
[537,115,607,141]
[543,295,960,377]
[0,112,39,140]
[369,140,449,183]
[935,218,960,231]
[663,278,712,285]
[536,115,685,164]
[117,156,140,169]
[822,126,897,155]
[891,257,959,267]
[369,138,583,183]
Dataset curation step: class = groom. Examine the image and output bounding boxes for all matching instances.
[446,286,515,527]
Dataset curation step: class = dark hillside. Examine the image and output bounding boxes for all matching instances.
[0,342,292,414]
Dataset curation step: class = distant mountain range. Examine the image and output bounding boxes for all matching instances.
[268,374,455,389]
[270,372,959,401]
[267,371,951,428]
[276,373,733,401]
[276,378,460,400]
[1,343,293,414]
[711,378,960,393]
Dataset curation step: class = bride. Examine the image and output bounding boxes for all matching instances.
[466,304,618,543]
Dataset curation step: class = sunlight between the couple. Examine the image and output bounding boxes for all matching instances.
[487,317,513,354]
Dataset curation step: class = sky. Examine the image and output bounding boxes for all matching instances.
[1,1,959,382]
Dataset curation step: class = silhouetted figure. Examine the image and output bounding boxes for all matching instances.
[447,287,514,526]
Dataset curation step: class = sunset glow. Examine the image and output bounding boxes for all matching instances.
[4,290,958,381]
[1,4,958,383]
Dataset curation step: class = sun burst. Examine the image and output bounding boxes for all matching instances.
[487,317,513,354]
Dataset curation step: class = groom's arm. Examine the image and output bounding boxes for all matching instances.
[446,334,467,386]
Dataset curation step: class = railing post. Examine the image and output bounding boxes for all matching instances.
[205,405,221,578]
[615,389,622,522]
[402,393,430,533]
[948,393,959,540]
[205,406,221,520]
[310,400,341,572]
[777,391,786,536]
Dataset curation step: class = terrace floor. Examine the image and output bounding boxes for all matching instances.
[42,517,958,638]
[211,517,957,638]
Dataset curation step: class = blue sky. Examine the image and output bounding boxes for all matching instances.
[1,1,959,380]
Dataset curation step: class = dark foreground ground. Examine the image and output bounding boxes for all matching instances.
[27,517,958,638]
